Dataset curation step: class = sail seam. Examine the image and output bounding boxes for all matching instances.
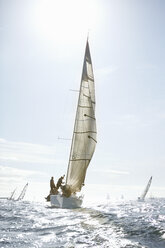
[74,131,96,134]
[70,159,91,161]
[78,105,92,108]
[88,76,94,81]
[81,86,89,89]
[83,76,94,82]
[83,93,90,98]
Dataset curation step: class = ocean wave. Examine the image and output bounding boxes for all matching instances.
[0,198,165,247]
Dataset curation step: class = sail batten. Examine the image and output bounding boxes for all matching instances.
[66,40,96,193]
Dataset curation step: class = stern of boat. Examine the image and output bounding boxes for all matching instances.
[50,194,83,209]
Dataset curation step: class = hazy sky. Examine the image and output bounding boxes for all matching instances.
[0,0,165,202]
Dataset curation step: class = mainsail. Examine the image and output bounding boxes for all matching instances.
[140,176,152,200]
[66,40,97,194]
[9,188,17,200]
[16,183,28,201]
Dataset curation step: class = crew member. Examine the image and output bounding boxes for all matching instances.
[50,176,56,193]
[56,175,65,189]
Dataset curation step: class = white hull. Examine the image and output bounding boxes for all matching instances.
[50,194,83,209]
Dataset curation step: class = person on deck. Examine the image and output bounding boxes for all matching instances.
[50,176,56,193]
[56,175,65,190]
[45,176,58,201]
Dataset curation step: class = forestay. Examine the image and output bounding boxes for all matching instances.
[66,40,97,194]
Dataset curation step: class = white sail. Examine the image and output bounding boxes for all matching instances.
[9,188,17,200]
[66,40,97,194]
[140,176,152,200]
[16,183,28,201]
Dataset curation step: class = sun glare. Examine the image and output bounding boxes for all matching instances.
[33,0,100,45]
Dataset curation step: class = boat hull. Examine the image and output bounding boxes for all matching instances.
[50,194,83,209]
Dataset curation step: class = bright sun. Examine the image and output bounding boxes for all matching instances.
[33,0,100,45]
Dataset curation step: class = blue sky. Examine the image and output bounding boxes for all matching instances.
[0,0,165,202]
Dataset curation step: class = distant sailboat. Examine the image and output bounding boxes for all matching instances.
[50,40,97,208]
[0,184,28,201]
[16,183,28,201]
[9,188,17,200]
[0,188,17,200]
[138,176,152,201]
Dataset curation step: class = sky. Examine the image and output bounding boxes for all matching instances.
[0,0,165,203]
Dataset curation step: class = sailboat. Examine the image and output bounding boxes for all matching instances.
[0,188,17,200]
[16,183,28,201]
[0,184,28,201]
[50,40,97,208]
[138,176,152,201]
[8,188,17,200]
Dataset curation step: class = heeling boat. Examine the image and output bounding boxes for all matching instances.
[0,183,28,201]
[138,176,152,202]
[0,188,16,201]
[16,183,28,201]
[8,188,17,200]
[50,40,97,208]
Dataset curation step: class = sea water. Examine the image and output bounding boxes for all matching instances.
[0,198,165,248]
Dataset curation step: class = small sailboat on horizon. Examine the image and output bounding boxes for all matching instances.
[49,40,97,208]
[0,183,28,201]
[138,176,152,202]
[8,188,17,200]
[16,183,28,201]
[0,188,16,200]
